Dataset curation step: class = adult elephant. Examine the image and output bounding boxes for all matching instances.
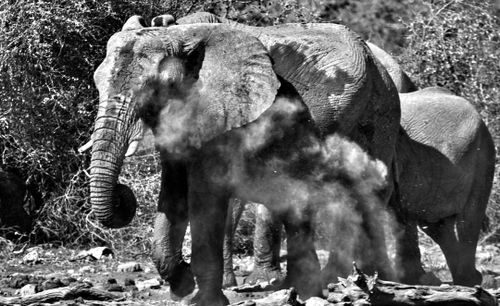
[246,86,495,287]
[82,16,400,305]
[166,11,414,288]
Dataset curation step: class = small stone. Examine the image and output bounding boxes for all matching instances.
[41,278,64,291]
[72,247,114,261]
[117,262,142,272]
[124,278,135,286]
[19,284,38,296]
[136,279,161,291]
[107,284,124,292]
[327,282,340,293]
[305,296,331,306]
[60,277,77,286]
[107,278,118,284]
[22,250,40,264]
[88,247,114,260]
[9,275,29,289]
[79,266,94,273]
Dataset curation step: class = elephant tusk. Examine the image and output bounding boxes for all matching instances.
[78,139,94,153]
[125,140,140,157]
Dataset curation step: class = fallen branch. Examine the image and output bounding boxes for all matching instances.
[0,283,124,305]
[230,288,301,306]
[328,263,498,306]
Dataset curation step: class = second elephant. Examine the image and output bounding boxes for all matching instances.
[244,87,495,287]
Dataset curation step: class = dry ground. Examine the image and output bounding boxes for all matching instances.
[1,233,500,305]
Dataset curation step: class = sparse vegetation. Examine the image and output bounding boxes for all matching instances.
[0,0,499,255]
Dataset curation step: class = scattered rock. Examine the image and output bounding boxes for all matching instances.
[305,297,330,306]
[19,283,38,296]
[117,262,142,273]
[135,279,161,291]
[60,277,78,286]
[79,265,95,273]
[72,246,114,261]
[103,278,124,292]
[9,274,29,289]
[41,278,64,291]
[124,278,135,286]
[22,249,41,264]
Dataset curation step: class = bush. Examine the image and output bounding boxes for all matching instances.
[0,0,197,247]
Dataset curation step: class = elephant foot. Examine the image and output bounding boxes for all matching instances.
[190,289,229,306]
[222,270,237,288]
[244,266,284,285]
[419,272,442,286]
[167,261,196,298]
[281,274,323,300]
[454,269,482,287]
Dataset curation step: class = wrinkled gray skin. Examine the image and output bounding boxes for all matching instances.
[251,86,495,287]
[0,169,39,238]
[83,14,400,306]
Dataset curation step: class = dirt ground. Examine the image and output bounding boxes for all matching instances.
[1,237,500,305]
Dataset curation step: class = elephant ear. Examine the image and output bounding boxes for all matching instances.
[255,23,374,136]
[186,25,280,143]
[138,24,280,148]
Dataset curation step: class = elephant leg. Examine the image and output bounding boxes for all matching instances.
[453,208,484,286]
[450,173,491,286]
[356,201,395,281]
[189,186,230,306]
[245,204,283,285]
[422,216,480,286]
[281,208,322,299]
[152,160,195,299]
[393,217,426,284]
[223,198,245,288]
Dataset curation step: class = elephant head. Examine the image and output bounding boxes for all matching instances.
[84,20,280,228]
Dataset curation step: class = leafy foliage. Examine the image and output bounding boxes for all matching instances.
[0,0,197,245]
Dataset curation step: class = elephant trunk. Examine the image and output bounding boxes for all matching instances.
[89,98,137,228]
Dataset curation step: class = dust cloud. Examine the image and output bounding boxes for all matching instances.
[136,78,393,279]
